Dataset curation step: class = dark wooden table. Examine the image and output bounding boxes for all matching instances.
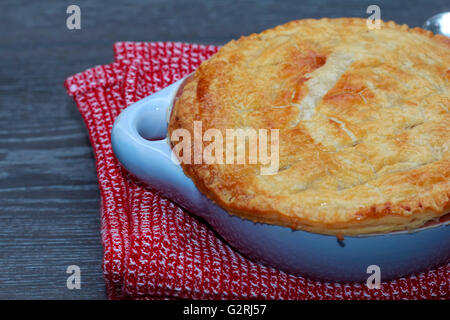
[0,0,448,300]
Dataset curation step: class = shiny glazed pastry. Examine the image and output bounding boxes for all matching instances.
[168,18,450,235]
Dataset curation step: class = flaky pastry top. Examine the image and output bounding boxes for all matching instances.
[169,18,450,235]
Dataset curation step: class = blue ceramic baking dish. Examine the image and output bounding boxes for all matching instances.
[111,76,450,283]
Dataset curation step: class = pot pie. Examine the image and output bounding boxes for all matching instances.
[168,18,450,235]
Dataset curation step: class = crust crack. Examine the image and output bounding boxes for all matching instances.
[291,52,355,125]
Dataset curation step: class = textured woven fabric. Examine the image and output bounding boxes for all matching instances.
[64,42,449,300]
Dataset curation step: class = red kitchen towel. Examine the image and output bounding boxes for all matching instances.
[64,42,449,300]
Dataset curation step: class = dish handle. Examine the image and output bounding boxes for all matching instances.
[111,77,209,217]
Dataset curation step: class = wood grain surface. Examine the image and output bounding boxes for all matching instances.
[0,0,448,300]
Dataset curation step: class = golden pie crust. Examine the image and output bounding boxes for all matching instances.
[168,18,450,235]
